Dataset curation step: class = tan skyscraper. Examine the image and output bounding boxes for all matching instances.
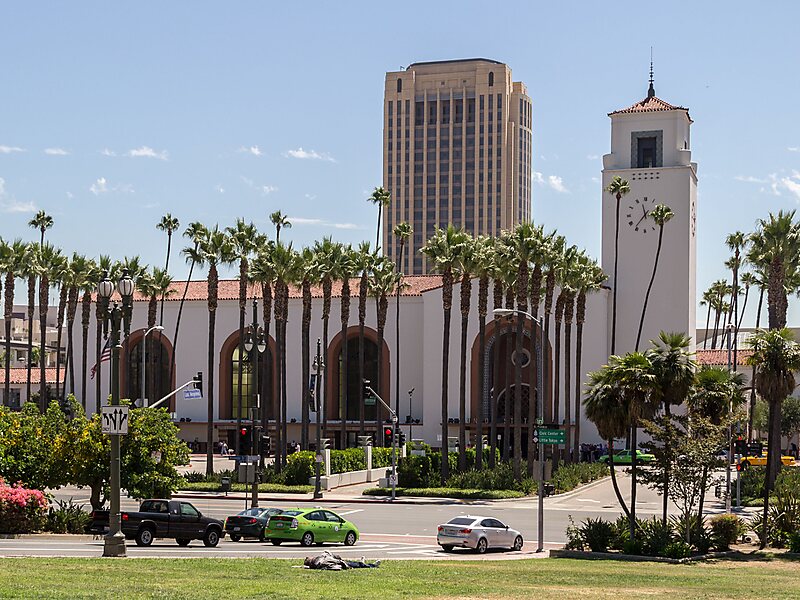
[383,58,532,274]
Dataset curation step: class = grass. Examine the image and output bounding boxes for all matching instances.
[180,482,314,494]
[362,486,525,499]
[1,556,799,599]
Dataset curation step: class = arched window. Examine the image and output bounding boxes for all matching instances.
[231,346,272,420]
[488,72,494,87]
[339,339,379,421]
[127,337,172,405]
[397,78,402,93]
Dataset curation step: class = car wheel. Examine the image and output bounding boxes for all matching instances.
[135,527,154,547]
[203,528,221,547]
[270,539,282,546]
[300,532,314,547]
[513,535,523,551]
[258,529,266,542]
[176,538,191,547]
[475,537,488,554]
[229,534,241,542]
[441,545,454,553]
[344,531,357,546]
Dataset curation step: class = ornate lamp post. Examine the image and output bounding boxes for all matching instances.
[244,299,266,508]
[312,338,325,499]
[97,268,134,558]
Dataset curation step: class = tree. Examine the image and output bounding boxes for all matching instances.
[80,260,100,408]
[700,288,714,349]
[370,259,398,449]
[183,226,234,475]
[421,226,467,484]
[0,239,26,405]
[725,231,747,366]
[297,247,319,449]
[392,222,412,431]
[21,243,38,403]
[330,244,355,448]
[747,328,800,547]
[36,244,64,411]
[28,210,53,248]
[52,255,69,402]
[605,176,630,355]
[368,187,391,253]
[456,235,477,471]
[270,211,292,244]
[249,244,274,453]
[354,243,375,438]
[472,235,495,470]
[647,332,696,524]
[635,204,674,351]
[156,213,180,321]
[62,254,92,401]
[226,219,263,454]
[312,238,337,444]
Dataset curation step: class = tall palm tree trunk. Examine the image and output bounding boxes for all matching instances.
[260,282,272,457]
[169,253,197,393]
[395,240,405,439]
[608,440,631,519]
[27,274,35,403]
[66,287,78,398]
[236,305,245,455]
[476,274,489,470]
[301,280,311,449]
[322,278,332,445]
[205,264,219,477]
[281,293,289,465]
[630,423,639,541]
[358,274,366,438]
[737,285,750,331]
[635,223,666,351]
[504,286,514,462]
[564,293,574,462]
[573,291,586,463]
[3,272,13,405]
[553,293,564,434]
[95,300,104,414]
[748,287,765,442]
[340,279,350,448]
[513,261,529,480]
[274,289,283,471]
[457,273,471,472]
[440,269,454,485]
[81,293,91,410]
[490,282,503,468]
[39,274,50,411]
[703,301,712,349]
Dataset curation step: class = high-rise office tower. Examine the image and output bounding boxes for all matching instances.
[383,58,532,274]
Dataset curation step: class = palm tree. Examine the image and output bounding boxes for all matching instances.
[28,210,53,247]
[647,332,696,524]
[298,247,319,449]
[330,244,356,448]
[725,231,747,366]
[709,279,731,349]
[542,234,566,426]
[605,176,631,355]
[53,256,70,401]
[552,245,576,463]
[747,328,800,547]
[312,238,337,444]
[700,288,714,349]
[1,239,26,405]
[737,272,757,331]
[456,235,477,471]
[249,243,274,449]
[560,258,580,462]
[421,225,467,484]
[370,259,398,444]
[226,219,263,453]
[354,242,375,438]
[367,187,392,253]
[63,254,91,400]
[392,222,412,428]
[635,204,674,351]
[156,213,180,317]
[80,260,100,409]
[270,211,292,244]
[22,243,38,403]
[171,222,207,392]
[36,244,63,410]
[489,257,506,468]
[573,256,606,462]
[183,226,235,475]
[473,235,495,470]
[145,267,175,402]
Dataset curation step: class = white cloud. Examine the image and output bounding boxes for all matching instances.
[283,147,336,162]
[90,177,133,196]
[215,185,225,194]
[128,146,168,160]
[0,145,25,154]
[734,175,766,183]
[532,171,544,184]
[788,147,799,152]
[44,147,69,156]
[239,145,263,156]
[66,192,74,200]
[288,216,360,230]
[262,185,278,195]
[101,148,117,157]
[586,154,600,160]
[781,172,800,201]
[0,177,36,213]
[241,176,278,196]
[547,175,568,193]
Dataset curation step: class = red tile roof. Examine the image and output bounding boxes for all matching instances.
[0,368,62,385]
[695,349,753,366]
[97,275,445,303]
[609,95,691,119]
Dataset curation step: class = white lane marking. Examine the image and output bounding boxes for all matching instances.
[361,532,437,540]
[576,499,601,503]
[336,509,364,516]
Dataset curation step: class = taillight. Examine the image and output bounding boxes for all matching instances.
[437,526,443,532]
[291,518,298,528]
[249,518,257,524]
[121,513,129,521]
[459,528,472,534]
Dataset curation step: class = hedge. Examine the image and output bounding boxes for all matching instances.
[180,482,313,494]
[363,487,525,500]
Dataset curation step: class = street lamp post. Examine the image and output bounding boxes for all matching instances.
[493,308,546,553]
[141,325,164,407]
[98,269,134,558]
[312,338,325,499]
[244,299,266,508]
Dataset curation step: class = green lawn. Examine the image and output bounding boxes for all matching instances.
[0,556,798,599]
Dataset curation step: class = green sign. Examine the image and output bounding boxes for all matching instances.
[364,396,376,406]
[533,428,565,444]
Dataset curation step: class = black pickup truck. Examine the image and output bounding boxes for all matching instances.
[121,499,225,547]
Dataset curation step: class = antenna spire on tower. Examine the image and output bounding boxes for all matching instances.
[648,47,655,98]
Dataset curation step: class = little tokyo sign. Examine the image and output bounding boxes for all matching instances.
[533,427,565,445]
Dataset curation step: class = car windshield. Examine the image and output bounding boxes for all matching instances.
[447,517,476,526]
[239,508,264,517]
[279,510,304,517]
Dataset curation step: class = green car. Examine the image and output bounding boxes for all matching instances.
[263,508,359,547]
[598,450,655,465]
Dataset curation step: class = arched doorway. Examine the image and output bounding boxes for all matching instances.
[219,330,277,422]
[122,330,174,408]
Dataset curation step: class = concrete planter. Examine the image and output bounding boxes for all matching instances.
[549,548,737,564]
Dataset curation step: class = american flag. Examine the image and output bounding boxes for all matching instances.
[90,338,112,379]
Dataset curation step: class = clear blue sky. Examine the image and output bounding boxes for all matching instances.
[1,1,798,326]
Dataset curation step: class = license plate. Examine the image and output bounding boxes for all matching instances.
[233,527,240,531]
[274,523,284,528]
[445,528,459,536]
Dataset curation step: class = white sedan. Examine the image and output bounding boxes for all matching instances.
[436,515,523,554]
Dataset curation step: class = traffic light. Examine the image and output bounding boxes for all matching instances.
[383,425,394,447]
[398,430,406,446]
[736,462,745,472]
[194,372,203,395]
[239,427,251,453]
[260,435,271,458]
[734,438,747,455]
[363,379,372,402]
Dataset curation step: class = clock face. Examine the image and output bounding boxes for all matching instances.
[626,197,657,235]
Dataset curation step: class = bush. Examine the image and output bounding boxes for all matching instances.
[551,462,608,494]
[180,481,312,494]
[372,448,393,469]
[329,448,366,474]
[182,471,208,483]
[579,517,615,552]
[789,532,800,554]
[709,514,744,550]
[0,478,47,534]
[446,462,534,494]
[738,466,765,501]
[46,499,91,534]
[663,540,692,559]
[639,517,674,556]
[749,483,800,548]
[362,487,524,500]
[282,451,314,486]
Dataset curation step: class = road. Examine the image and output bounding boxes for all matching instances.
[1,470,753,559]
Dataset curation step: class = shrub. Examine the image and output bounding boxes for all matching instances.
[446,462,534,494]
[749,484,800,548]
[663,540,692,559]
[789,532,800,554]
[46,499,91,534]
[565,515,584,550]
[362,487,524,500]
[738,466,765,501]
[551,462,608,494]
[0,478,47,534]
[579,517,615,552]
[282,451,314,486]
[372,448,393,469]
[639,517,674,556]
[329,448,366,474]
[709,514,744,550]
[182,471,208,483]
[622,538,644,556]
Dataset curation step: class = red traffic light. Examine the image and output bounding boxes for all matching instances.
[736,463,743,472]
[240,428,248,436]
[384,428,393,436]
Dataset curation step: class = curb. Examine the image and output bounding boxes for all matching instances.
[546,476,611,501]
[549,548,738,564]
[173,491,471,505]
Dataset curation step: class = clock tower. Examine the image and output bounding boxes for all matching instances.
[601,74,697,355]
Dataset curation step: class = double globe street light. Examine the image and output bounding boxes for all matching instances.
[96,268,134,558]
[243,299,266,508]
